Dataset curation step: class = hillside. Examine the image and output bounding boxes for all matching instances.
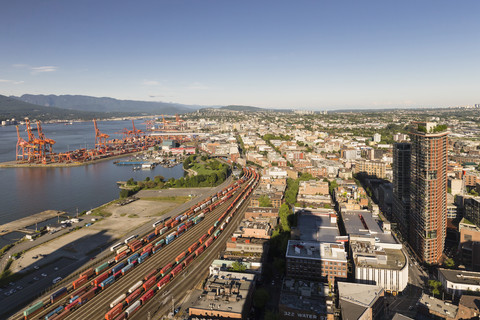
[0,95,131,121]
[221,105,292,113]
[15,94,197,114]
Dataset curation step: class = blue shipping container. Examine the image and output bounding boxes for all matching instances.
[122,263,134,274]
[138,252,149,264]
[100,276,115,288]
[70,295,79,304]
[166,234,175,244]
[177,223,185,230]
[128,253,139,264]
[50,287,67,301]
[147,233,155,241]
[112,263,125,274]
[45,306,64,319]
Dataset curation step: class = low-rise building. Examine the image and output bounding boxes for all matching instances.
[224,237,269,261]
[338,282,385,320]
[244,207,279,220]
[299,180,329,196]
[286,240,348,283]
[438,268,480,296]
[188,271,256,319]
[417,293,457,320]
[233,220,273,239]
[354,159,386,179]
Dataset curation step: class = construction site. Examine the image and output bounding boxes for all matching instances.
[5,115,194,167]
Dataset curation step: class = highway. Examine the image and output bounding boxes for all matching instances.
[58,170,256,320]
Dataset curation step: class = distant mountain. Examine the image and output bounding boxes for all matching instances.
[220,105,292,113]
[0,94,133,121]
[14,94,197,114]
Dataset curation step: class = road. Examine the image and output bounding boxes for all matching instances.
[5,177,234,319]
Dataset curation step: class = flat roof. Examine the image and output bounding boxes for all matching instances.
[279,278,330,315]
[295,209,339,242]
[338,282,383,308]
[286,240,347,262]
[342,209,396,244]
[439,268,480,286]
[418,293,457,317]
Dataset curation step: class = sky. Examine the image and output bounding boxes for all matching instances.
[0,0,479,110]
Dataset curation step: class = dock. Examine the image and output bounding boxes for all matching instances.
[0,210,67,236]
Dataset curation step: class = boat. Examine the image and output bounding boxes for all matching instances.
[141,163,154,170]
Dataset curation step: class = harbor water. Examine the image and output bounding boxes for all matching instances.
[0,120,184,225]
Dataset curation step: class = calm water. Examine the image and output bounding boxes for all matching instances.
[0,120,183,225]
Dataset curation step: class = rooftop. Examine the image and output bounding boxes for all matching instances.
[295,208,339,242]
[439,268,480,286]
[342,209,397,244]
[418,293,457,318]
[286,240,347,262]
[338,282,383,320]
[350,239,406,270]
[279,278,332,315]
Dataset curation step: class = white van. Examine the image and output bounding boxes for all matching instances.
[52,277,62,284]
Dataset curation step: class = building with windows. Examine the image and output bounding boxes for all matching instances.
[392,142,411,240]
[354,159,386,179]
[409,122,448,264]
[338,282,385,320]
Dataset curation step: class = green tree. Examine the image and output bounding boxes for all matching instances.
[231,261,247,272]
[119,189,130,198]
[253,288,270,309]
[279,203,291,232]
[443,257,455,268]
[259,195,272,207]
[126,178,135,186]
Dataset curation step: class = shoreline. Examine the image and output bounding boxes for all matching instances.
[0,210,66,237]
[0,151,143,168]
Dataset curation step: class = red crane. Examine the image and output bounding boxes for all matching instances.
[93,119,110,152]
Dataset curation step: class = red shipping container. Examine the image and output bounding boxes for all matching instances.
[125,288,142,304]
[80,268,94,279]
[164,218,173,227]
[188,242,199,253]
[170,219,179,228]
[78,287,96,304]
[175,251,186,263]
[143,243,153,253]
[194,245,205,257]
[157,275,170,289]
[170,264,183,277]
[105,302,123,320]
[199,234,208,244]
[160,263,173,276]
[204,238,213,248]
[184,254,194,267]
[129,241,142,252]
[115,251,127,263]
[73,274,88,289]
[143,276,156,291]
[140,289,154,304]
[144,268,157,281]
[207,226,214,235]
[94,272,110,286]
[154,224,164,235]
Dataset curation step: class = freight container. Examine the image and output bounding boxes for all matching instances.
[113,270,122,279]
[194,207,200,213]
[144,269,157,281]
[105,302,124,320]
[125,301,141,317]
[175,215,183,221]
[115,251,127,263]
[143,276,156,291]
[154,224,165,235]
[204,237,213,248]
[79,268,94,279]
[157,275,170,289]
[177,222,185,230]
[175,251,186,264]
[112,262,125,274]
[45,306,63,320]
[94,271,110,286]
[152,243,162,254]
[109,293,127,309]
[116,245,128,255]
[170,263,183,277]
[78,287,96,304]
[160,263,173,277]
[138,251,149,264]
[121,263,134,275]
[199,234,208,244]
[69,296,79,304]
[129,241,142,252]
[72,274,88,289]
[164,218,173,227]
[50,287,67,303]
[188,242,199,254]
[213,230,221,238]
[143,243,153,253]
[194,245,205,256]
[95,262,109,275]
[180,215,188,221]
[176,225,186,236]
[128,280,143,294]
[146,232,156,242]
[23,301,43,318]
[64,300,79,311]
[71,287,88,300]
[220,223,226,231]
[207,226,214,235]
[127,253,139,265]
[170,219,179,228]
[100,276,115,289]
[165,233,175,245]
[140,289,154,304]
[126,287,142,304]
[184,254,194,267]
[158,226,168,235]
[185,220,193,228]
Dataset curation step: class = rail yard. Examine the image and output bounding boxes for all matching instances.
[14,167,259,320]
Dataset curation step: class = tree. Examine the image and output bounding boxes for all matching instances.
[253,288,270,309]
[119,189,130,198]
[126,178,135,186]
[443,257,455,268]
[231,261,247,272]
[258,195,272,207]
[279,204,291,232]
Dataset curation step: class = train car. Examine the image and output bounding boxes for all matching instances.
[78,286,97,305]
[140,289,155,304]
[110,242,123,252]
[127,253,139,265]
[193,207,201,213]
[145,232,156,242]
[207,226,214,235]
[214,221,219,228]
[204,237,214,248]
[128,280,143,294]
[160,263,173,277]
[45,306,63,320]
[112,262,125,274]
[185,220,193,229]
[194,245,205,257]
[125,300,141,318]
[69,295,79,304]
[95,262,109,275]
[165,233,175,245]
[213,230,221,239]
[121,263,134,275]
[143,243,153,253]
[113,270,122,279]
[79,268,94,279]
[180,215,188,222]
[116,245,129,255]
[170,219,179,228]
[94,271,110,286]
[70,286,88,301]
[188,241,199,254]
[176,225,187,236]
[128,240,142,252]
[153,220,164,228]
[143,276,157,291]
[73,274,88,289]
[175,214,183,221]
[126,288,142,305]
[23,301,43,319]
[156,226,168,235]
[144,268,157,281]
[109,293,127,309]
[124,235,137,244]
[164,218,173,227]
[100,275,115,289]
[105,302,124,320]
[50,287,68,304]
[177,222,185,230]
[220,222,226,231]
[64,299,79,312]
[155,238,165,247]
[157,274,171,289]
[115,251,128,263]
[199,234,208,244]
[226,216,231,224]
[175,251,186,264]
[138,251,149,264]
[184,254,194,267]
[170,263,183,277]
[152,243,162,254]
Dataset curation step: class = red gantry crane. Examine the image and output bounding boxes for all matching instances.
[93,119,110,153]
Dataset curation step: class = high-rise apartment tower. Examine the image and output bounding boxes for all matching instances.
[392,142,411,241]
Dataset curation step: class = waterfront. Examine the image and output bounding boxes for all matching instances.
[0,120,184,225]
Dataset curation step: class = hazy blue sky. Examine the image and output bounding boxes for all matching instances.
[1,1,479,109]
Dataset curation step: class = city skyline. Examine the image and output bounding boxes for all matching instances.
[1,0,479,110]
